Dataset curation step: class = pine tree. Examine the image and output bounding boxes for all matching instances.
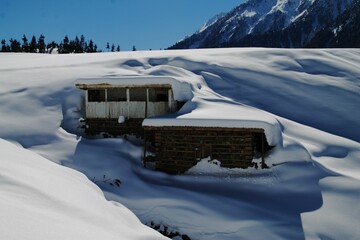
[116,45,120,52]
[111,43,115,52]
[9,38,21,52]
[106,42,110,52]
[88,39,94,52]
[75,35,85,53]
[132,45,137,51]
[38,34,46,53]
[1,34,102,54]
[29,35,37,53]
[61,35,70,53]
[1,39,7,52]
[83,41,88,53]
[80,34,85,52]
[22,34,29,52]
[69,39,76,53]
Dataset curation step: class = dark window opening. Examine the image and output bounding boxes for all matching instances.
[130,88,147,101]
[107,89,127,102]
[88,89,105,102]
[156,93,168,101]
[149,88,169,102]
[253,133,273,157]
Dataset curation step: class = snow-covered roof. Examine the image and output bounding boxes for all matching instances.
[76,76,282,146]
[75,76,193,102]
[143,97,282,146]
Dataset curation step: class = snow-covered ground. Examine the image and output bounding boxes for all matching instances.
[0,139,167,240]
[0,48,359,240]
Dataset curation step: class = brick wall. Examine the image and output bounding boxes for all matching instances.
[145,126,264,174]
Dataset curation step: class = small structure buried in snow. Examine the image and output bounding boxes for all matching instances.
[75,76,190,137]
[143,126,269,173]
[76,76,281,174]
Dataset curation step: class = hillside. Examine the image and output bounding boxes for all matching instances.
[0,139,167,240]
[169,0,358,49]
[0,48,360,239]
[307,0,360,47]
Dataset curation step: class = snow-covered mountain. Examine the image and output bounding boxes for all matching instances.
[307,0,360,47]
[169,0,357,48]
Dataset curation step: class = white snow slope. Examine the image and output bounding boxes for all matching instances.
[0,48,359,240]
[0,139,167,240]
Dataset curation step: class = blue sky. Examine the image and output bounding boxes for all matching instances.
[0,0,244,51]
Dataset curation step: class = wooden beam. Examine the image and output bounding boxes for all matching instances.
[85,90,88,117]
[143,126,265,133]
[145,88,149,118]
[143,132,147,167]
[261,133,265,168]
[168,89,173,111]
[126,88,130,119]
[75,83,172,90]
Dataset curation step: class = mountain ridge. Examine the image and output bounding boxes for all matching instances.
[169,0,358,49]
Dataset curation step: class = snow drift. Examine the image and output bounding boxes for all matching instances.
[0,138,167,240]
[0,48,360,240]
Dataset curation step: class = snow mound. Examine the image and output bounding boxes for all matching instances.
[0,138,167,240]
[187,157,224,174]
[186,157,264,176]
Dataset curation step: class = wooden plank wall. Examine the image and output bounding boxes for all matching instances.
[86,102,171,119]
[145,127,263,174]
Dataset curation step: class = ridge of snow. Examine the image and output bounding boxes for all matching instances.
[198,12,226,33]
[0,138,167,240]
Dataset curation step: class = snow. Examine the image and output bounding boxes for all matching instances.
[76,76,193,102]
[198,12,226,33]
[0,48,360,240]
[186,157,265,176]
[118,115,126,124]
[143,97,282,146]
[241,10,257,18]
[0,138,167,240]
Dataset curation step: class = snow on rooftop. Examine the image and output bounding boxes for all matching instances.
[75,76,193,102]
[143,97,282,146]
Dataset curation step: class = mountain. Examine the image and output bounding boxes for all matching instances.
[306,0,360,47]
[169,0,356,49]
[176,12,226,48]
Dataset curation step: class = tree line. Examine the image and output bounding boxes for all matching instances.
[0,34,124,54]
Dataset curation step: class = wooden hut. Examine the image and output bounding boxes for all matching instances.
[143,126,269,174]
[75,76,191,137]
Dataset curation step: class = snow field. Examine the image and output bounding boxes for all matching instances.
[0,138,167,240]
[0,48,359,239]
